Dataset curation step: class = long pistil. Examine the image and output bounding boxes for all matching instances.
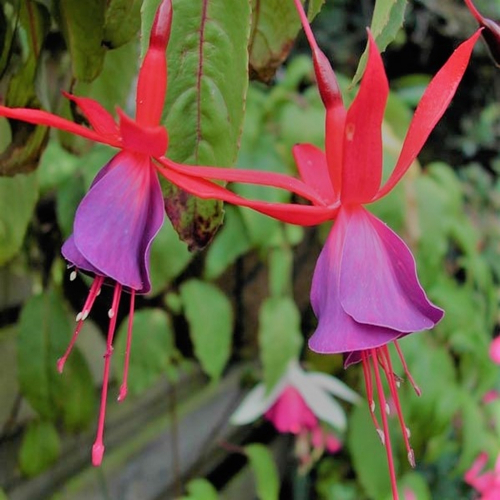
[92,283,122,466]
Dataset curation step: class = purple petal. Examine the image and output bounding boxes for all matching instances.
[309,209,402,356]
[340,207,443,332]
[62,236,102,275]
[65,151,164,293]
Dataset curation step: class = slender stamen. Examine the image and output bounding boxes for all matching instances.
[92,283,122,467]
[371,348,400,500]
[380,345,416,468]
[361,351,382,431]
[118,290,135,402]
[57,275,105,373]
[394,341,421,396]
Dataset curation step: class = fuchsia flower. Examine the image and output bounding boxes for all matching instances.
[465,452,500,499]
[164,3,480,493]
[231,360,359,467]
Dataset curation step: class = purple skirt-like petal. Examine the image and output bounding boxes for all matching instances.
[308,206,443,365]
[62,151,164,293]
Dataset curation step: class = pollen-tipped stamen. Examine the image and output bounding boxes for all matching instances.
[394,341,421,396]
[118,290,136,402]
[361,351,383,433]
[57,275,105,374]
[92,283,122,467]
[380,345,416,468]
[371,348,399,500]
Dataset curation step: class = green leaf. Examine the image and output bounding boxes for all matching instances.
[259,297,302,392]
[103,0,141,49]
[17,289,96,427]
[245,444,280,500]
[204,206,251,280]
[74,37,138,115]
[6,0,50,108]
[180,280,233,380]
[0,1,18,77]
[149,220,193,294]
[55,174,85,238]
[352,0,407,85]
[347,404,393,499]
[0,487,8,500]
[0,171,38,264]
[0,1,50,176]
[268,246,293,298]
[53,0,106,82]
[19,420,61,477]
[163,0,251,249]
[307,0,326,20]
[114,309,177,395]
[181,478,219,500]
[249,0,303,82]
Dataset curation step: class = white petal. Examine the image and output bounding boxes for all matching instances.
[290,365,348,431]
[306,372,361,404]
[230,384,269,425]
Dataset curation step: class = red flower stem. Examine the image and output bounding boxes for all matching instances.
[92,283,122,466]
[371,348,399,500]
[118,290,135,402]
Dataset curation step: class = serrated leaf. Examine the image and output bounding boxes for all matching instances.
[0,171,38,264]
[54,0,106,82]
[245,444,280,500]
[204,206,251,280]
[259,297,302,392]
[162,0,251,249]
[114,309,177,395]
[249,0,303,82]
[19,420,61,477]
[307,0,326,20]
[103,0,141,49]
[181,478,219,500]
[149,220,194,294]
[352,0,407,85]
[17,289,95,425]
[180,280,233,380]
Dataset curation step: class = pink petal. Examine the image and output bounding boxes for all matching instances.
[118,109,168,157]
[155,160,337,225]
[374,30,481,200]
[0,105,120,147]
[489,336,500,364]
[159,156,327,206]
[72,151,164,292]
[63,92,119,138]
[135,0,171,127]
[341,32,388,204]
[292,143,337,205]
[340,206,443,332]
[264,385,318,434]
[309,209,402,355]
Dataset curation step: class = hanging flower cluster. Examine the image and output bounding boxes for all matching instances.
[0,0,484,495]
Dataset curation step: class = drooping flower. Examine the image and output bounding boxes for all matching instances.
[464,0,500,66]
[231,360,359,468]
[170,2,480,496]
[465,452,500,499]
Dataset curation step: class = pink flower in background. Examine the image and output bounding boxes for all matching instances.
[489,337,500,364]
[264,385,318,434]
[231,360,357,467]
[465,452,500,499]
